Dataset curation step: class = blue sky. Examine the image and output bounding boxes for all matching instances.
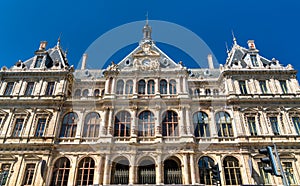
[0,1,300,71]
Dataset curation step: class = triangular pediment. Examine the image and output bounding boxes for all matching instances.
[115,43,181,71]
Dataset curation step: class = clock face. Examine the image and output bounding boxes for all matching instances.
[142,59,151,66]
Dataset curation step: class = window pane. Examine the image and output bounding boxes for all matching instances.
[35,118,46,137]
[83,112,100,138]
[34,56,43,68]
[114,111,131,137]
[45,82,55,96]
[0,164,11,186]
[23,164,36,186]
[269,117,280,135]
[280,80,288,94]
[239,81,247,94]
[247,117,257,136]
[292,117,300,135]
[138,111,155,137]
[4,82,14,96]
[60,113,78,138]
[259,80,268,94]
[24,82,34,96]
[13,118,24,137]
[162,111,178,136]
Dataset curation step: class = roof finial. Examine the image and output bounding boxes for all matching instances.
[232,30,237,45]
[57,33,62,48]
[146,12,149,25]
[225,42,229,53]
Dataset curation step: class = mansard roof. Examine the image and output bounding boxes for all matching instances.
[8,41,70,71]
[225,39,282,69]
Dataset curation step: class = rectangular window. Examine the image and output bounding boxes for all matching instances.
[250,55,259,67]
[239,80,247,94]
[282,162,297,185]
[45,82,55,96]
[247,117,257,136]
[280,80,288,94]
[4,82,14,96]
[259,80,268,94]
[34,56,43,68]
[12,118,24,137]
[269,117,280,135]
[22,164,35,186]
[0,164,11,186]
[258,162,271,184]
[35,118,46,137]
[292,117,300,135]
[24,82,34,96]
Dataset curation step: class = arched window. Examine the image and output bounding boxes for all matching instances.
[74,89,81,97]
[223,156,242,185]
[116,80,124,95]
[198,156,215,185]
[114,111,131,137]
[169,80,176,94]
[205,89,211,95]
[138,80,146,94]
[215,112,233,137]
[194,88,201,96]
[138,111,155,137]
[83,112,100,138]
[51,157,70,186]
[76,157,95,186]
[193,112,210,137]
[82,89,89,97]
[147,80,155,94]
[125,80,133,94]
[164,157,182,184]
[160,79,167,94]
[60,112,78,138]
[94,89,100,97]
[138,159,156,184]
[162,111,179,136]
[111,158,129,184]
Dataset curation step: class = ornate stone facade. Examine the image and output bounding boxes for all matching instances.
[0,23,300,186]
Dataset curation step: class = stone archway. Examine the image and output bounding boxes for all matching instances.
[138,159,156,184]
[110,158,129,184]
[163,157,182,184]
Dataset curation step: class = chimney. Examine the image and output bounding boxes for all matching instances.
[81,53,88,70]
[207,54,214,69]
[39,41,47,50]
[247,40,256,50]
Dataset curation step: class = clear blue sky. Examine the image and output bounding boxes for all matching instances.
[0,1,300,72]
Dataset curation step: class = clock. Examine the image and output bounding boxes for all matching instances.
[142,59,151,66]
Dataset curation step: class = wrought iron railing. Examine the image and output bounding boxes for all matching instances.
[111,169,129,184]
[138,169,156,184]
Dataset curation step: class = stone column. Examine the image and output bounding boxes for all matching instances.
[176,78,181,94]
[155,78,160,94]
[156,155,163,185]
[94,155,102,185]
[131,108,137,137]
[75,110,84,138]
[107,108,114,136]
[155,107,162,138]
[104,78,110,94]
[190,154,196,185]
[185,107,192,135]
[182,154,190,184]
[100,109,108,136]
[129,155,136,185]
[179,107,185,136]
[67,155,78,186]
[103,155,111,185]
[226,77,234,93]
[182,77,187,93]
[111,78,116,94]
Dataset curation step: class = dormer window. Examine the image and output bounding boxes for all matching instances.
[34,56,44,68]
[250,55,259,67]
